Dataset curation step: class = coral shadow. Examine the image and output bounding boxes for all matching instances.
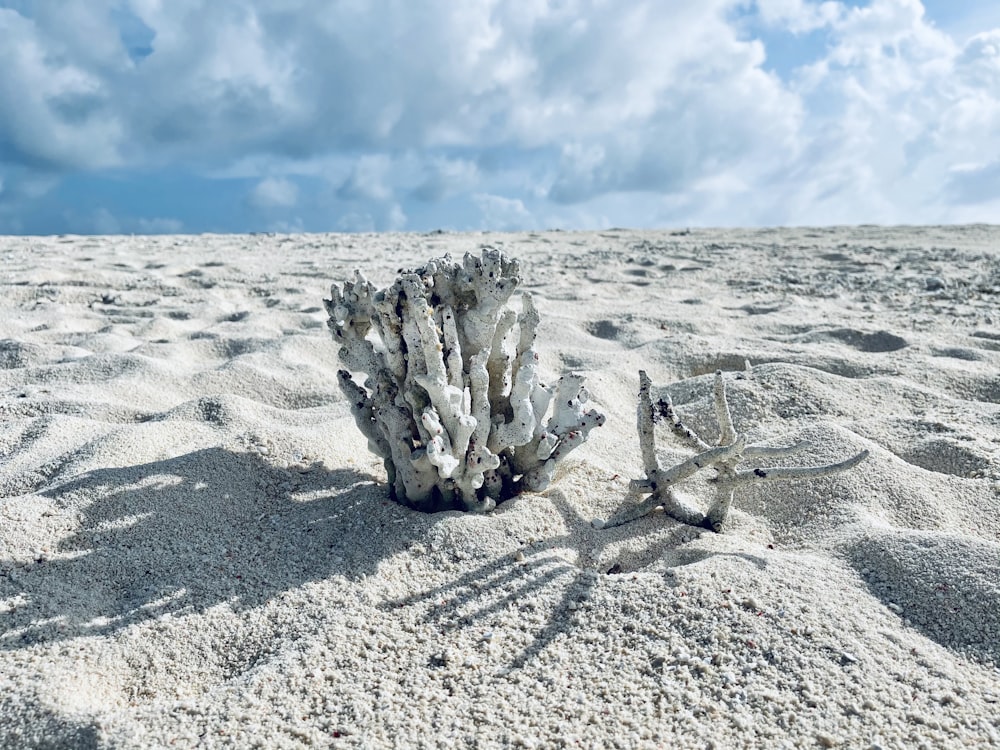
[381,491,766,671]
[0,447,383,649]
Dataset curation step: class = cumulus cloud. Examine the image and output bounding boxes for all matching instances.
[336,202,407,233]
[249,177,298,210]
[761,0,1000,225]
[0,168,58,212]
[0,7,123,171]
[411,158,480,203]
[754,0,843,32]
[474,193,535,231]
[1,0,1000,232]
[337,156,394,203]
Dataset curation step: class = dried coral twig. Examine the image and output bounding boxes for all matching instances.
[599,370,868,532]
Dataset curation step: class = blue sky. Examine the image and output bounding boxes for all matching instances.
[1,0,999,235]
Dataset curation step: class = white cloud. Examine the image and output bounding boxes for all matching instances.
[3,0,1000,232]
[411,158,480,202]
[754,0,843,32]
[337,156,393,203]
[250,177,299,209]
[0,8,123,171]
[763,0,1000,225]
[335,200,407,233]
[336,210,376,233]
[0,170,58,203]
[386,203,407,231]
[956,29,1000,88]
[474,193,535,231]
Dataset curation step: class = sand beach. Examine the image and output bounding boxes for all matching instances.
[1,227,998,748]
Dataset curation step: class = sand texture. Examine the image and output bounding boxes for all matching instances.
[1,227,999,748]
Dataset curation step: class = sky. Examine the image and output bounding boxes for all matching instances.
[0,0,999,235]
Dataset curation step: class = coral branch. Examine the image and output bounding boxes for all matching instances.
[599,370,868,532]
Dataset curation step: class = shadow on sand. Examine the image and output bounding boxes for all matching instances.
[0,447,386,649]
[2,448,768,676]
[381,490,767,670]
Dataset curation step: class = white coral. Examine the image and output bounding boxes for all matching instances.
[327,249,605,512]
[598,369,868,532]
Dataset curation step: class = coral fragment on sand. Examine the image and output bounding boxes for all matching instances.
[599,369,868,532]
[326,249,605,513]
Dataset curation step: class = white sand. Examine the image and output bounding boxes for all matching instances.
[0,227,998,748]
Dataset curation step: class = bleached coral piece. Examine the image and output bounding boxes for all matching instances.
[327,249,605,512]
[598,369,868,532]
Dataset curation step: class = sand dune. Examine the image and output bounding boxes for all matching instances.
[1,227,998,748]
